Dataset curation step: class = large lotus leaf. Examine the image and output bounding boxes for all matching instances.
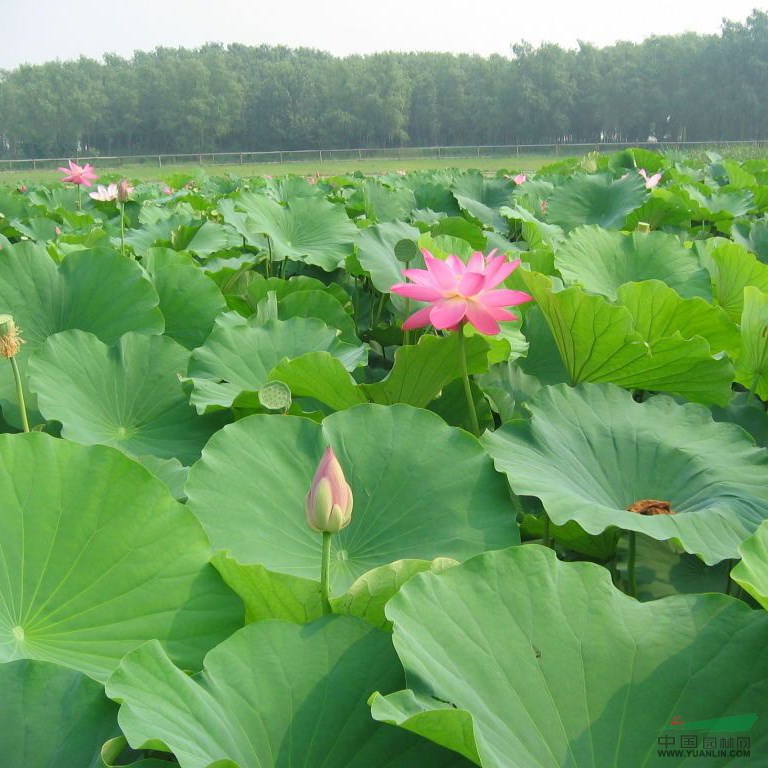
[347,179,417,222]
[187,315,367,412]
[546,172,646,231]
[732,519,768,609]
[142,247,227,349]
[29,331,228,464]
[521,271,734,405]
[702,241,768,320]
[244,274,351,315]
[223,192,358,271]
[735,286,768,398]
[185,404,519,593]
[0,659,118,768]
[270,333,490,413]
[483,383,768,564]
[170,220,243,257]
[370,546,768,768]
[276,290,359,345]
[356,220,423,294]
[616,280,739,355]
[0,433,242,681]
[0,243,163,425]
[680,185,754,222]
[554,225,711,300]
[106,617,471,768]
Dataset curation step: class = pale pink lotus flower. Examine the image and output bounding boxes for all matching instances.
[391,249,533,335]
[513,173,527,184]
[89,183,119,201]
[305,447,354,534]
[638,168,662,189]
[161,185,173,195]
[58,160,98,187]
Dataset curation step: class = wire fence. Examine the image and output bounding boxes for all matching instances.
[2,140,767,173]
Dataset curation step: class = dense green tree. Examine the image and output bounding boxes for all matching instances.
[0,10,767,159]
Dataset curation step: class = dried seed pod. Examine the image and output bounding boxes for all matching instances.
[0,315,23,358]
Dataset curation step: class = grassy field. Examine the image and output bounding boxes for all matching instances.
[0,154,560,186]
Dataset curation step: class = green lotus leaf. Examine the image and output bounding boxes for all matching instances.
[186,404,519,593]
[170,220,242,257]
[702,241,768,320]
[680,185,754,223]
[187,315,367,412]
[483,383,768,564]
[29,331,228,464]
[245,274,351,313]
[616,280,739,355]
[329,558,458,630]
[222,192,358,271]
[615,533,729,602]
[371,545,768,767]
[141,248,227,349]
[430,217,487,250]
[624,189,694,230]
[106,617,471,768]
[356,220,422,294]
[0,433,242,681]
[732,519,768,609]
[0,659,118,768]
[0,243,163,425]
[347,179,417,222]
[554,225,711,300]
[546,172,647,231]
[735,285,768,398]
[271,333,490,413]
[521,271,734,405]
[276,290,359,345]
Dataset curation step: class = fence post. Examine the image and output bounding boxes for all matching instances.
[280,152,283,164]
[158,156,162,167]
[319,149,323,164]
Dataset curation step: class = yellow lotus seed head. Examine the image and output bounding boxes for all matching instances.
[0,314,23,358]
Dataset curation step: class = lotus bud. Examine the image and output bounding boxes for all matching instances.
[0,315,23,358]
[116,179,133,203]
[305,447,353,534]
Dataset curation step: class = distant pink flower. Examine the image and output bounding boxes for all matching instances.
[58,160,98,187]
[391,249,533,335]
[89,183,119,201]
[638,168,662,189]
[513,173,527,184]
[161,185,173,195]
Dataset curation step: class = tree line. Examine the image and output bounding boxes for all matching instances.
[1,10,767,159]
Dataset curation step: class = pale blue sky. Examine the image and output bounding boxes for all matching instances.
[0,0,763,70]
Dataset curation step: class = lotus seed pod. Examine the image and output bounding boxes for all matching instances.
[305,447,353,534]
[0,314,23,358]
[258,381,292,412]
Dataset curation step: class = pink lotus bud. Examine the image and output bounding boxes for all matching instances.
[116,179,133,202]
[16,184,27,194]
[513,173,527,184]
[305,447,353,533]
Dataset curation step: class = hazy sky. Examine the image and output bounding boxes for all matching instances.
[1,0,763,70]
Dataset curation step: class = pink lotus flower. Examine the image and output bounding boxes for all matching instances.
[305,447,354,534]
[116,179,133,202]
[58,160,98,187]
[89,183,119,201]
[391,249,533,335]
[513,173,527,184]
[638,168,662,189]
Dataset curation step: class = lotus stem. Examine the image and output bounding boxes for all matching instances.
[626,531,637,597]
[748,374,761,403]
[725,559,736,596]
[458,323,481,437]
[120,201,126,258]
[320,531,332,614]
[403,259,412,346]
[76,184,82,211]
[9,357,29,433]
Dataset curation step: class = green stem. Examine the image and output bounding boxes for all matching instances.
[627,531,637,597]
[403,259,411,346]
[542,514,552,548]
[320,531,332,614]
[373,291,387,327]
[725,559,735,596]
[9,357,29,433]
[76,184,82,211]
[458,323,480,436]
[120,202,126,258]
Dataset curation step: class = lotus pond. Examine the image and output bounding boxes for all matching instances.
[0,148,767,767]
